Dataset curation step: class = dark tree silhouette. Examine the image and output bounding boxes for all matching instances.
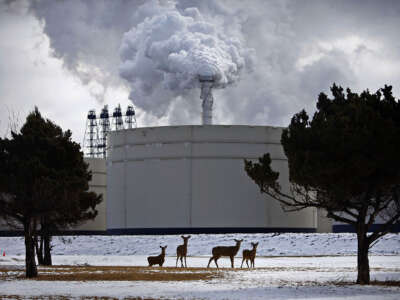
[245,84,400,284]
[37,189,101,266]
[0,108,101,277]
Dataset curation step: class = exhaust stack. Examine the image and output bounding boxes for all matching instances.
[199,74,215,125]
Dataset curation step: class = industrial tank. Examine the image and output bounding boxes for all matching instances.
[106,125,317,234]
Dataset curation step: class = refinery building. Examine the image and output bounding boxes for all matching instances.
[77,101,333,235]
[0,81,335,235]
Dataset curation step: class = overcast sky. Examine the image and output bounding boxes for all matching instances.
[1,0,399,147]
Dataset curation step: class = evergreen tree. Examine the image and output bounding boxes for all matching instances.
[0,108,101,277]
[245,85,400,284]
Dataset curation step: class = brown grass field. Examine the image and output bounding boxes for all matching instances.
[0,265,223,282]
[0,266,223,299]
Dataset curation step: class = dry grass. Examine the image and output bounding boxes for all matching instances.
[0,265,222,282]
[322,280,400,287]
[0,266,215,299]
[361,280,400,287]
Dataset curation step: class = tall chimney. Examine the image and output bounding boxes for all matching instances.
[199,74,215,125]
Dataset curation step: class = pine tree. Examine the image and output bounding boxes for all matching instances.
[245,85,400,284]
[0,108,101,277]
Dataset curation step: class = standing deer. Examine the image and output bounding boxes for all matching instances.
[176,235,191,268]
[207,239,243,269]
[241,242,259,268]
[147,245,167,267]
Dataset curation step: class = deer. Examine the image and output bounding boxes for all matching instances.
[176,235,191,268]
[241,242,259,268]
[207,239,243,269]
[147,245,167,267]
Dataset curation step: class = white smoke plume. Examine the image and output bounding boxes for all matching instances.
[119,0,255,118]
[24,0,400,126]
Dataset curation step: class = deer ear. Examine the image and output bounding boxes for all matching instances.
[181,235,184,239]
[188,235,191,238]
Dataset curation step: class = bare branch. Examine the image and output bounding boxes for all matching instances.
[367,212,400,244]
[343,208,358,219]
[327,211,357,225]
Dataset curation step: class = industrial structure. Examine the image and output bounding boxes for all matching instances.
[199,74,215,125]
[83,104,137,158]
[106,125,321,234]
[79,99,332,234]
[4,93,377,235]
[78,122,397,234]
[2,72,397,235]
[3,98,387,235]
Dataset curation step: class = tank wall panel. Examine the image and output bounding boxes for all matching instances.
[191,143,285,160]
[107,162,125,229]
[125,126,192,145]
[191,159,267,227]
[107,125,317,231]
[125,159,191,228]
[124,143,191,160]
[88,172,106,187]
[267,160,316,228]
[192,126,282,144]
[76,158,107,231]
[120,125,283,145]
[109,131,125,147]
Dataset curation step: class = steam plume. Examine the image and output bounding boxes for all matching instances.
[119,0,255,120]
[24,0,400,127]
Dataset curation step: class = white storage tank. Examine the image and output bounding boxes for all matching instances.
[106,125,317,234]
[73,158,107,233]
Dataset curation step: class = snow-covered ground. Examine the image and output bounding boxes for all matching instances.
[2,233,400,257]
[1,233,400,299]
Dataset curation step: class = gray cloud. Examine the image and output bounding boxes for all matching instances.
[4,0,400,129]
[29,0,145,102]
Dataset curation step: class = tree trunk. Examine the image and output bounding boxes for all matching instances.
[43,233,52,266]
[34,234,44,265]
[24,219,38,278]
[356,228,370,284]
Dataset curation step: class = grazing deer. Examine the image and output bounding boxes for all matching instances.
[241,242,259,268]
[207,239,243,269]
[147,246,167,267]
[176,235,191,268]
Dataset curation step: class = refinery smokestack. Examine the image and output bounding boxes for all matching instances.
[199,74,215,125]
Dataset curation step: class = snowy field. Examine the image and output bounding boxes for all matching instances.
[1,233,400,299]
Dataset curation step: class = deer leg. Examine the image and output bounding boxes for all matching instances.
[214,257,219,269]
[251,258,254,268]
[230,256,234,268]
[207,256,214,268]
[184,256,187,268]
[176,255,179,267]
[241,257,245,268]
[180,256,184,268]
[246,259,249,268]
